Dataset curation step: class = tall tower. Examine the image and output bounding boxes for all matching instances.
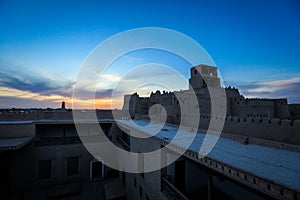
[189,64,221,90]
[61,101,66,110]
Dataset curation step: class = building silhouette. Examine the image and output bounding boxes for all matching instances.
[61,101,66,110]
[124,64,290,121]
[0,64,300,199]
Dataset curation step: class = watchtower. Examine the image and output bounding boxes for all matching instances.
[189,64,221,90]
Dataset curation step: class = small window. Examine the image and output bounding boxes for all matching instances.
[134,178,137,188]
[38,160,51,179]
[67,156,79,176]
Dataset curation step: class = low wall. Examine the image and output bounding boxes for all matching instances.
[0,111,73,120]
[192,115,300,146]
[0,109,129,121]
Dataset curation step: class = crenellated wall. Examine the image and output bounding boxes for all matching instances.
[125,65,293,122]
[148,111,300,146]
[188,115,300,146]
[289,104,300,120]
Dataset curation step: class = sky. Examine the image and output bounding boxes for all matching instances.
[0,0,300,109]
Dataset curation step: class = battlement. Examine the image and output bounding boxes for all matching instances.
[122,64,299,145]
[195,114,300,146]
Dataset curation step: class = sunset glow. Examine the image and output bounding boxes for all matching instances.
[1,1,299,108]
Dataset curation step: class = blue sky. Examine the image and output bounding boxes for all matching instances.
[0,0,299,108]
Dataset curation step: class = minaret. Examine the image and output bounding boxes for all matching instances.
[61,101,66,110]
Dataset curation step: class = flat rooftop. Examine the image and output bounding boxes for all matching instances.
[0,121,34,125]
[0,137,34,151]
[117,120,300,191]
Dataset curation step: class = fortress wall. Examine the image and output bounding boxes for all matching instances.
[182,114,203,128]
[230,99,276,119]
[192,115,300,145]
[289,104,300,120]
[96,110,113,119]
[109,110,131,119]
[274,99,290,119]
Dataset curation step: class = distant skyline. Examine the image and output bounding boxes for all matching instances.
[1,0,300,109]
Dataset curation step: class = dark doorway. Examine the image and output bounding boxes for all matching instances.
[122,172,126,187]
[38,160,52,179]
[0,162,9,198]
[91,161,102,180]
[175,160,186,193]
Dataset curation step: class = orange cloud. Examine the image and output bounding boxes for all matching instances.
[69,97,123,109]
[0,86,124,109]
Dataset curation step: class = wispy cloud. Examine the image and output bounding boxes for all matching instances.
[0,66,125,108]
[0,70,74,96]
[234,77,300,103]
[98,74,121,82]
[2,60,299,109]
